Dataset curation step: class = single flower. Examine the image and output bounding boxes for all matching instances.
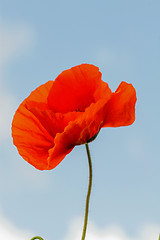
[12,64,136,170]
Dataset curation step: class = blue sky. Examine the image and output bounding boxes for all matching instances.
[0,0,160,239]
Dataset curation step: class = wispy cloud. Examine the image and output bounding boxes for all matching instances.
[64,218,160,240]
[0,210,32,240]
[0,214,159,240]
[0,21,35,68]
[0,20,35,141]
[0,90,16,141]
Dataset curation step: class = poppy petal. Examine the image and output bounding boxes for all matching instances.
[12,81,58,170]
[47,97,112,169]
[47,118,99,169]
[28,80,53,103]
[12,81,84,170]
[103,82,137,127]
[12,103,55,170]
[47,64,104,113]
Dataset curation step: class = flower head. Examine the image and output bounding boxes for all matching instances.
[12,64,136,170]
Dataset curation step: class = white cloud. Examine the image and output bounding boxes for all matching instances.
[0,90,17,141]
[0,20,35,141]
[0,211,32,240]
[64,218,160,240]
[0,21,35,69]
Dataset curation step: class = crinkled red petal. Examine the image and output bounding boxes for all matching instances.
[103,82,137,127]
[47,64,107,113]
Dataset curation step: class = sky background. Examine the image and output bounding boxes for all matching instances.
[0,0,160,239]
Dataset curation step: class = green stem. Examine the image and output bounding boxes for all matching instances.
[30,236,44,240]
[81,143,93,240]
[30,143,92,240]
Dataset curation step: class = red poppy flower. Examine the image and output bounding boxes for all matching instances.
[12,64,136,170]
